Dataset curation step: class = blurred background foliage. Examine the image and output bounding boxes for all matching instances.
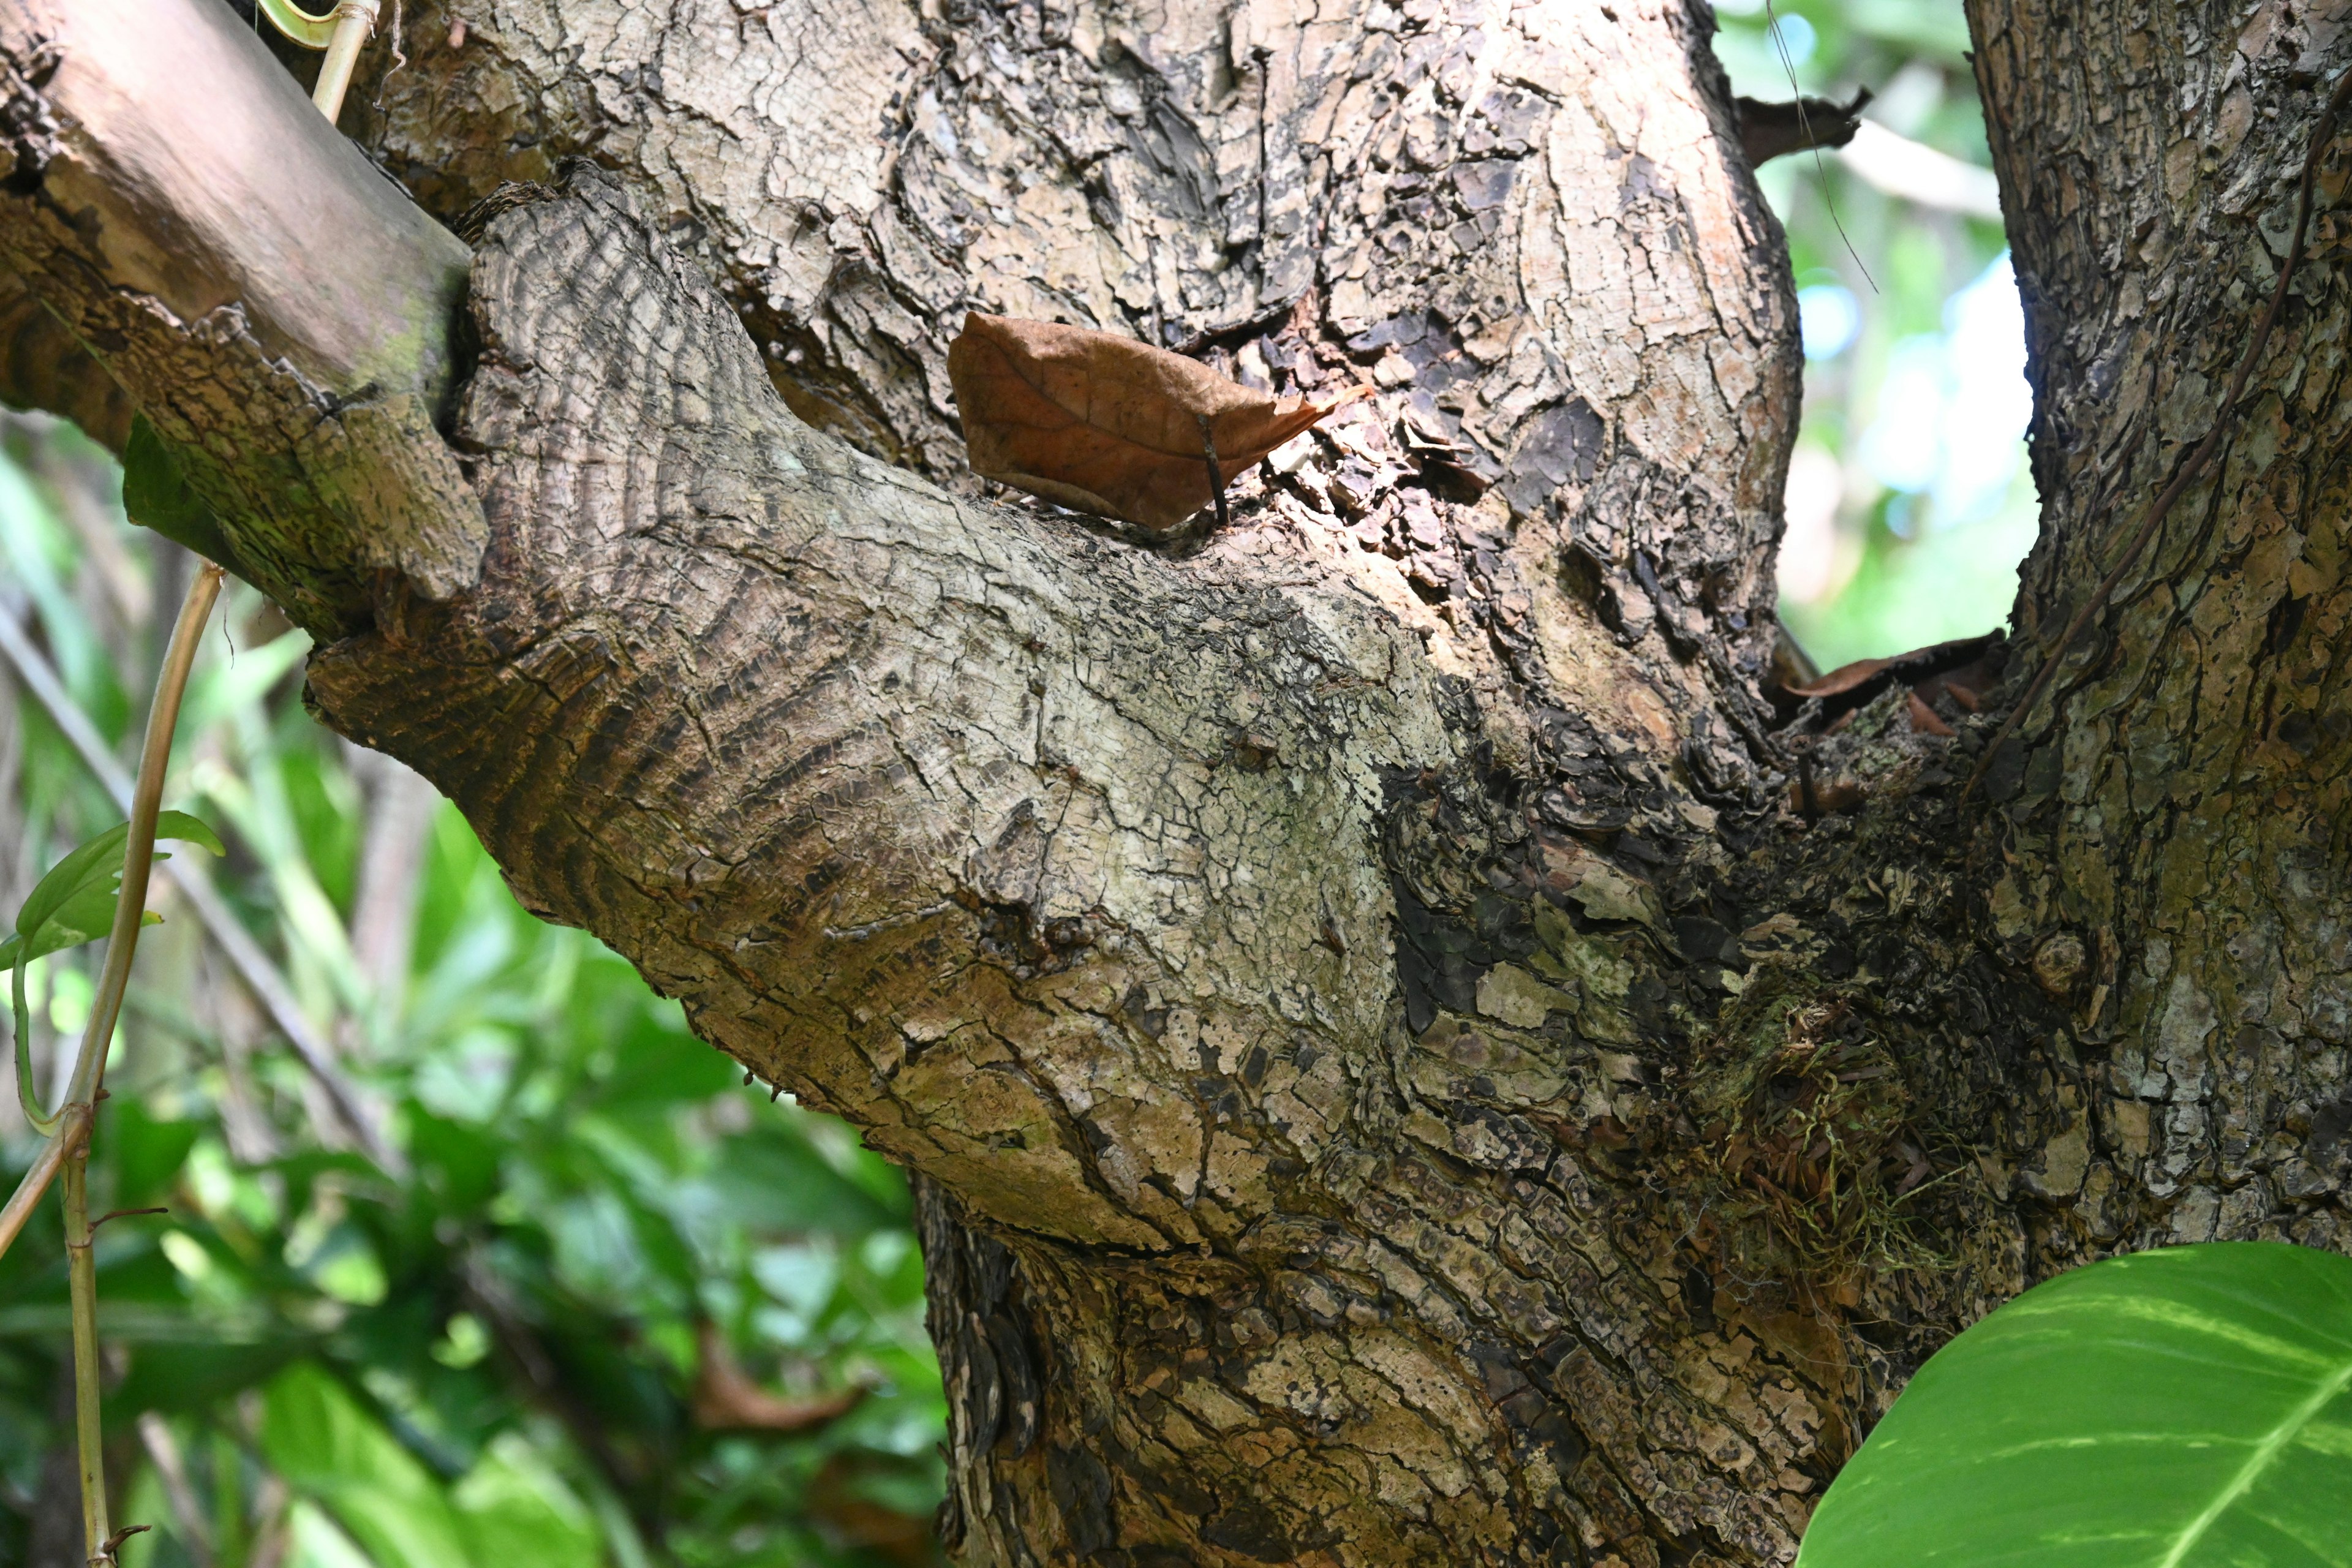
[0,4,2026,1564]
[1716,0,2034,669]
[0,418,946,1566]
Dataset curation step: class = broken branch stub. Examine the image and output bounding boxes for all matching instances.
[948,312,1368,536]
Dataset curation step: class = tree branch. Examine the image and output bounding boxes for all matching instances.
[305,162,1457,1246]
[0,4,1915,1558]
[0,0,479,636]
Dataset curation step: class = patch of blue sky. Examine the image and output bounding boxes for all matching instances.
[1858,252,2032,529]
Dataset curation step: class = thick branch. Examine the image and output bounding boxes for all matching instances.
[0,0,480,634]
[308,163,1459,1251]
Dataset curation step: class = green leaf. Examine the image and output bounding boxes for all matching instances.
[115,1339,307,1415]
[12,810,225,946]
[1799,1242,2352,1568]
[260,1362,477,1568]
[121,415,244,574]
[408,1110,503,1213]
[107,1101,202,1208]
[451,1437,601,1568]
[9,812,223,1128]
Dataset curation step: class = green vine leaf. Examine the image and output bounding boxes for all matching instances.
[6,811,223,1133]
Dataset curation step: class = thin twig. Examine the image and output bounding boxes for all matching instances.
[1966,72,2352,805]
[0,599,402,1173]
[1197,413,1229,530]
[94,1525,151,1566]
[1763,0,1876,291]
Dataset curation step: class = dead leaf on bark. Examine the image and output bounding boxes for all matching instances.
[1771,631,2007,739]
[948,311,1370,536]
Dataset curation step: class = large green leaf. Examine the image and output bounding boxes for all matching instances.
[1800,1243,2352,1567]
[260,1362,477,1568]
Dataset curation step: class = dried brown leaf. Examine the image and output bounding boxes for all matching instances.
[1779,634,2001,701]
[947,311,1370,535]
[1779,653,1901,702]
[1905,690,1954,737]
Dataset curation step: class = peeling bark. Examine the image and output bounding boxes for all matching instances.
[3,0,2350,1564]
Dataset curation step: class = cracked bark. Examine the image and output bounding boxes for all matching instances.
[4,0,2351,1564]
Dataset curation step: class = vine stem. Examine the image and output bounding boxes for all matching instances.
[1,562,222,1562]
[64,1153,107,1556]
[1964,71,2352,805]
[0,564,224,1256]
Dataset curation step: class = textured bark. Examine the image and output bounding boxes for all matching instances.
[1966,2,2352,1250]
[3,0,2350,1564]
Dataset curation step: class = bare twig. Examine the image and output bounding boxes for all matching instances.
[1197,413,1230,530]
[93,1524,151,1566]
[691,1320,869,1434]
[1762,0,1876,290]
[1966,72,2352,805]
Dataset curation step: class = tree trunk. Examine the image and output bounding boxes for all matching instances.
[4,1,2348,1563]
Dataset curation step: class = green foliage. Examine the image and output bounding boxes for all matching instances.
[7,812,221,1128]
[254,1362,602,1568]
[1799,1243,2352,1567]
[121,418,241,578]
[1714,0,2034,669]
[0,410,944,1566]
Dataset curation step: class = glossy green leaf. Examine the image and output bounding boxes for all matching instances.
[11,812,216,940]
[1800,1243,2352,1568]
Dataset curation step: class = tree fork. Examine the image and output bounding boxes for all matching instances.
[6,1,2352,1564]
